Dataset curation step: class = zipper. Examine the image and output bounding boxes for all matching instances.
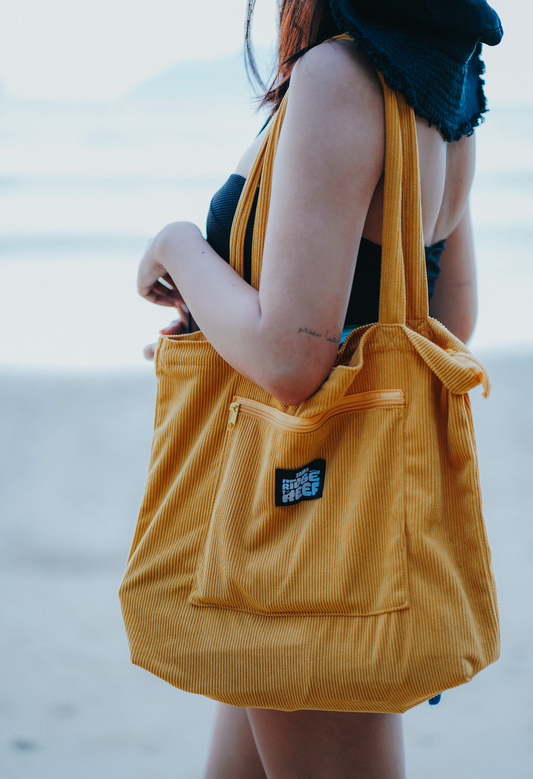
[227,389,404,432]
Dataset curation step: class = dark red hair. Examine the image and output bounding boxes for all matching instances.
[245,0,340,114]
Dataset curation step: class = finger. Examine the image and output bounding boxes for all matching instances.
[159,319,185,335]
[157,275,175,291]
[140,288,180,307]
[160,317,181,330]
[143,342,157,361]
[138,278,182,305]
[159,273,178,290]
[173,300,190,324]
[152,279,183,300]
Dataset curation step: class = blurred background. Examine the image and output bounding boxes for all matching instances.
[0,1,532,777]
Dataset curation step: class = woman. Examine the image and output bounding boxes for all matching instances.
[136,1,502,776]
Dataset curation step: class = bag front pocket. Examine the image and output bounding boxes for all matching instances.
[190,390,409,617]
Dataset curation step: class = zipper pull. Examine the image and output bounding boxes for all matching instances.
[227,401,240,431]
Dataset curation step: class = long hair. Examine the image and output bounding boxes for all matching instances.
[245,0,340,114]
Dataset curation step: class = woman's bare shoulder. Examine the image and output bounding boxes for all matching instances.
[282,39,385,177]
[290,39,383,112]
[234,41,383,180]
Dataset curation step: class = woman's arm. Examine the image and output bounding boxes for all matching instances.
[429,205,477,343]
[138,41,384,406]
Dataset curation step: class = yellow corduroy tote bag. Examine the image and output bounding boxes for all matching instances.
[119,74,500,713]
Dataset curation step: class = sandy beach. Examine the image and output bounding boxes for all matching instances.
[1,351,532,778]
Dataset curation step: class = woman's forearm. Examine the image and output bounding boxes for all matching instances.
[152,221,263,366]
[145,222,335,405]
[429,208,477,344]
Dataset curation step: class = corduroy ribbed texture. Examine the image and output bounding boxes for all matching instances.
[119,62,499,713]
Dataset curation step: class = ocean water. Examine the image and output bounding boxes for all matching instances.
[1,65,532,369]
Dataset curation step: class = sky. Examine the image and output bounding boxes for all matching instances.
[0,0,278,101]
[0,0,531,104]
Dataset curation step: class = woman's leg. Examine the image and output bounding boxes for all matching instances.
[203,703,267,779]
[246,709,406,779]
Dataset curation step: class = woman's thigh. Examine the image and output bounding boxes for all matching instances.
[204,703,267,779]
[246,707,406,779]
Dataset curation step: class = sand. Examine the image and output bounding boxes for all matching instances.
[1,352,532,778]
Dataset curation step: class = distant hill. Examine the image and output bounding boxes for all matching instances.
[127,50,274,105]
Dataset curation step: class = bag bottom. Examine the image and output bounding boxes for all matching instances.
[120,595,497,714]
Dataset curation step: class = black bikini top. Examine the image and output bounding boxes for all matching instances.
[206,173,445,329]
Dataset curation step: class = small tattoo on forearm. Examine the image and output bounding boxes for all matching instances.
[297,327,339,344]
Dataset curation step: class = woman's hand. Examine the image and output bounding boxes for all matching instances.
[138,227,188,308]
[138,223,200,360]
[143,309,201,360]
[143,316,184,361]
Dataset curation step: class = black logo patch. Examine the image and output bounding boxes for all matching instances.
[275,459,326,507]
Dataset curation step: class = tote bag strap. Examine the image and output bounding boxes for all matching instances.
[377,75,406,324]
[229,54,429,325]
[229,94,288,287]
[397,90,429,323]
[377,75,429,324]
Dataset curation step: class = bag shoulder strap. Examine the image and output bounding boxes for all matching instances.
[229,94,288,289]
[229,39,429,325]
[377,73,429,324]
